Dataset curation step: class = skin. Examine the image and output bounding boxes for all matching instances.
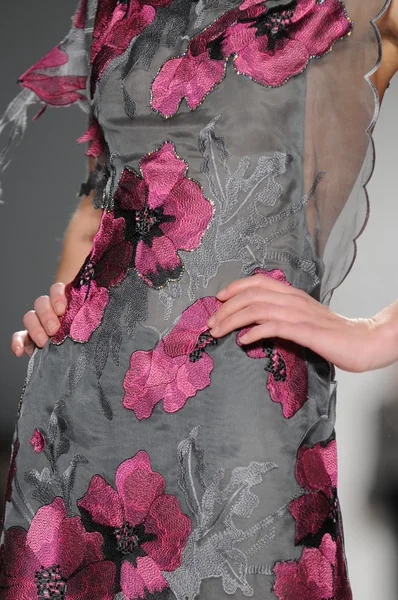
[11,5,398,373]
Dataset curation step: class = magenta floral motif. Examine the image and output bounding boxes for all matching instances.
[18,46,87,110]
[273,533,352,600]
[113,141,214,288]
[123,296,221,419]
[0,497,115,599]
[151,0,352,118]
[29,429,46,453]
[78,115,105,158]
[77,450,191,599]
[90,0,172,97]
[289,439,338,544]
[52,212,132,344]
[236,268,308,418]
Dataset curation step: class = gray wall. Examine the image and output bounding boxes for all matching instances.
[1,4,397,598]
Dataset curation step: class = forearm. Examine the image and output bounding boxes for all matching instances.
[55,192,103,284]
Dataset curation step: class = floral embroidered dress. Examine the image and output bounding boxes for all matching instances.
[0,0,390,598]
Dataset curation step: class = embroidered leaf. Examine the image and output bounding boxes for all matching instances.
[68,345,89,392]
[94,336,110,379]
[110,326,123,366]
[25,468,56,505]
[177,426,206,519]
[98,383,113,421]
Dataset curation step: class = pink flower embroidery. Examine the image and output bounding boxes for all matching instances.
[123,296,220,419]
[289,439,338,544]
[77,450,191,599]
[236,268,308,418]
[90,0,172,97]
[0,497,115,599]
[77,115,105,158]
[18,46,87,109]
[113,141,214,288]
[273,533,352,600]
[151,0,352,117]
[52,212,132,344]
[29,429,46,453]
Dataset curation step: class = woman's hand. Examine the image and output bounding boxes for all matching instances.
[207,272,398,373]
[11,283,67,357]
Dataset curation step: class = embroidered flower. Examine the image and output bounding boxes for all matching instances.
[78,115,105,158]
[29,429,46,453]
[273,533,352,600]
[113,141,214,288]
[90,0,172,97]
[123,296,220,419]
[52,212,132,344]
[236,268,308,418]
[18,46,87,111]
[151,0,352,117]
[289,438,339,545]
[5,439,19,503]
[77,450,191,599]
[0,497,115,599]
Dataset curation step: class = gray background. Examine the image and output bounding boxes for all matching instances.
[0,3,397,598]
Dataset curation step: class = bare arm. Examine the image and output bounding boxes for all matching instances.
[371,0,398,102]
[55,158,103,283]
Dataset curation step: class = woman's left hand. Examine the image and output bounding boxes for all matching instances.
[206,272,398,373]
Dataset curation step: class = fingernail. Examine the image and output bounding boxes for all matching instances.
[216,288,226,298]
[207,316,216,327]
[36,333,48,346]
[239,334,248,343]
[210,326,220,336]
[15,345,22,354]
[47,321,58,334]
[55,302,66,314]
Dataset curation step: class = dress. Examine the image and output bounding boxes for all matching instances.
[0,0,391,598]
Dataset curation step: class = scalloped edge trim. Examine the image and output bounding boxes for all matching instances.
[327,0,392,301]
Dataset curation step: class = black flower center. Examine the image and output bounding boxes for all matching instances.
[263,341,286,381]
[79,260,95,287]
[115,203,175,248]
[246,0,297,50]
[189,331,218,362]
[114,521,157,559]
[135,206,163,237]
[35,564,67,599]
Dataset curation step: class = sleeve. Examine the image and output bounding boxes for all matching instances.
[0,0,105,204]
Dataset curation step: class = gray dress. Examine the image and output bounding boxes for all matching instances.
[0,0,390,598]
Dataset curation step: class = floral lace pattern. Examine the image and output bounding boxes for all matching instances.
[237,268,308,418]
[78,450,191,599]
[52,212,132,344]
[112,140,214,288]
[151,0,352,117]
[0,497,116,599]
[90,0,173,98]
[273,437,352,600]
[123,296,221,419]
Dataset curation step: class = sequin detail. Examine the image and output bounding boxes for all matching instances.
[151,0,353,118]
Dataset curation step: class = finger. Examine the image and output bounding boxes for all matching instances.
[239,320,320,350]
[22,311,49,347]
[216,272,306,301]
[210,303,299,338]
[11,330,33,357]
[208,288,306,328]
[33,295,60,336]
[49,282,67,316]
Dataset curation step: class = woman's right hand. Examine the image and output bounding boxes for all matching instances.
[11,283,67,357]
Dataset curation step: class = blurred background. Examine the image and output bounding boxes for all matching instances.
[0,3,398,598]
